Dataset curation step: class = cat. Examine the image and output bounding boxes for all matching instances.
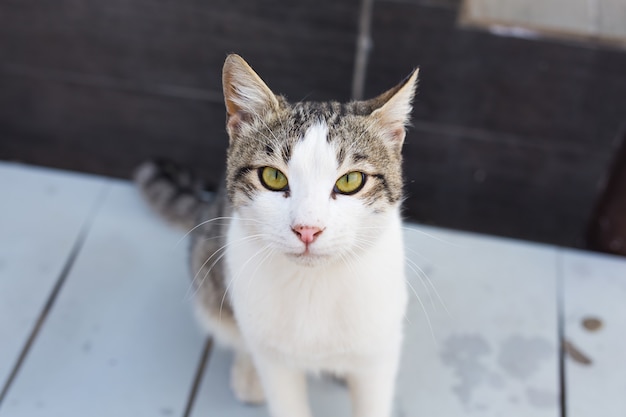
[135,54,418,417]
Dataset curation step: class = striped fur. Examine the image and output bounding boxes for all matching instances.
[133,159,207,230]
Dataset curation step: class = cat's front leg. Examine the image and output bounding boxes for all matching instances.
[347,353,401,417]
[253,354,313,417]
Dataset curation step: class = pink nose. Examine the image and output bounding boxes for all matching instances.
[292,225,324,244]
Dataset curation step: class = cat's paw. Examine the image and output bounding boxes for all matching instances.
[230,353,265,405]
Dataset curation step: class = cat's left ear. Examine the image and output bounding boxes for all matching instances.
[369,68,419,151]
[222,54,281,136]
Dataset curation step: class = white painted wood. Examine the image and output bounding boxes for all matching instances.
[598,0,626,40]
[189,225,560,417]
[0,182,206,417]
[562,249,626,417]
[0,162,566,416]
[465,0,590,35]
[396,225,559,417]
[0,162,106,390]
[464,0,626,42]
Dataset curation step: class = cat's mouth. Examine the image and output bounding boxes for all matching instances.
[287,249,329,266]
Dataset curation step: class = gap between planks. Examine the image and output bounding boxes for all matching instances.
[556,250,568,417]
[183,338,213,417]
[0,184,111,407]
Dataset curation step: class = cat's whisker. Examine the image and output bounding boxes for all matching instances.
[401,227,463,247]
[347,235,437,331]
[243,246,275,295]
[348,235,448,319]
[176,216,266,246]
[200,234,228,243]
[349,240,372,254]
[193,237,268,302]
[252,114,283,151]
[253,126,282,152]
[345,121,373,155]
[403,244,432,264]
[189,233,265,288]
[345,241,372,264]
[339,249,360,279]
[351,236,378,251]
[274,108,287,141]
[295,92,313,105]
[191,248,231,301]
[405,260,436,312]
[220,243,273,321]
[349,238,445,322]
[357,224,463,247]
[405,257,450,317]
[255,115,280,142]
[405,279,437,344]
[345,251,361,276]
[186,234,268,300]
[191,235,263,292]
[344,133,365,156]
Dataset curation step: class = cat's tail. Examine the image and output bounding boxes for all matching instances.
[134,159,208,230]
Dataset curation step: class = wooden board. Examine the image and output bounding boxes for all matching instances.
[3,0,626,251]
[188,225,560,416]
[367,1,626,248]
[0,0,359,182]
[0,75,230,185]
[562,249,626,417]
[587,135,626,256]
[462,0,626,45]
[462,0,590,36]
[0,0,359,100]
[0,163,106,392]
[400,129,610,247]
[4,163,624,417]
[0,181,206,417]
[396,225,559,416]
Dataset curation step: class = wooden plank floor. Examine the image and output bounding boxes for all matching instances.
[0,161,625,416]
[0,164,107,394]
[562,251,626,417]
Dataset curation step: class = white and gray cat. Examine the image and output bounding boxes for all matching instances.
[136,54,418,417]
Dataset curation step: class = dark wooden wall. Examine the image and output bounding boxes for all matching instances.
[588,132,626,255]
[1,0,626,249]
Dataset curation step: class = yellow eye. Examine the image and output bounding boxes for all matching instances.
[259,167,289,191]
[334,171,365,195]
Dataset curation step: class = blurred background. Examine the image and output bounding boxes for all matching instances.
[1,0,625,255]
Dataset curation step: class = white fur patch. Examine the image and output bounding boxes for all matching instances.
[287,122,337,230]
[224,120,407,366]
[222,120,408,417]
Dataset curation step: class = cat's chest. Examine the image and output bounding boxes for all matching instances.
[236,273,398,367]
[226,242,407,368]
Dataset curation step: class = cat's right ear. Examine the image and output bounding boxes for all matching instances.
[367,68,419,152]
[222,54,280,136]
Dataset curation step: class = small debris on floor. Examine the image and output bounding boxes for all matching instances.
[582,317,603,332]
[564,340,592,365]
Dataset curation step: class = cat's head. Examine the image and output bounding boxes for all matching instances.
[222,54,417,267]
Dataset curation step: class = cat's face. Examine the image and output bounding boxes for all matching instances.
[222,55,417,267]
